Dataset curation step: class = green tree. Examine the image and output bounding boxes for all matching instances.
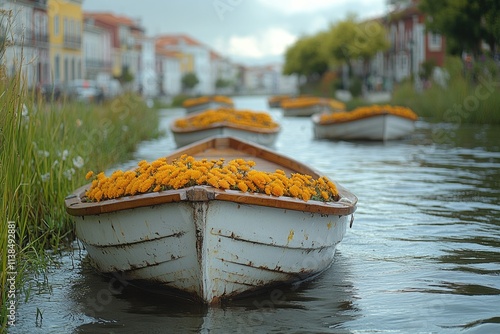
[419,0,500,56]
[283,33,329,81]
[116,66,134,84]
[215,78,232,88]
[182,72,199,91]
[323,15,389,75]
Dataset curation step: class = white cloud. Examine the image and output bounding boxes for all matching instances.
[216,27,297,59]
[256,0,348,14]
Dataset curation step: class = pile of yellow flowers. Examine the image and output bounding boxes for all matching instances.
[84,155,339,203]
[182,95,234,108]
[326,99,346,111]
[173,108,279,130]
[281,97,345,111]
[319,105,418,124]
[268,95,290,105]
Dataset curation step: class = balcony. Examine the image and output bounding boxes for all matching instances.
[85,59,112,70]
[64,34,81,50]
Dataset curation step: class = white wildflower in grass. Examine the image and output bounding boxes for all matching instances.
[61,149,69,161]
[38,150,50,158]
[72,156,84,169]
[22,104,29,121]
[52,160,59,168]
[63,168,76,180]
[41,173,50,182]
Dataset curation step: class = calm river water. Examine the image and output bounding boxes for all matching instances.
[10,96,500,333]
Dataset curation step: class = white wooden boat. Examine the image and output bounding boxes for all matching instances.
[283,103,331,117]
[183,96,234,114]
[184,101,233,114]
[171,125,280,147]
[312,112,416,141]
[65,136,357,304]
[171,108,280,147]
[267,95,290,108]
[282,97,345,117]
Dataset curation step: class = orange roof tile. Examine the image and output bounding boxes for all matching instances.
[155,34,203,47]
[84,12,142,29]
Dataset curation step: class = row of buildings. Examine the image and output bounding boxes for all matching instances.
[1,0,446,98]
[0,0,298,97]
[368,0,446,91]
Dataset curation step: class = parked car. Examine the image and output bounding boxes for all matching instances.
[65,80,104,103]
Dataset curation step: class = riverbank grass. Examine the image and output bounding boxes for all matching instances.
[390,76,500,124]
[1,71,160,329]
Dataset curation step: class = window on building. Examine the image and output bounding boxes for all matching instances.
[428,33,442,51]
[64,57,68,83]
[54,55,60,82]
[54,15,59,36]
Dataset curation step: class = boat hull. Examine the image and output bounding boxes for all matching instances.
[283,104,331,117]
[73,195,349,304]
[313,113,415,141]
[172,127,279,147]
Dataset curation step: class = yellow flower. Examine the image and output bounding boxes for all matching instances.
[182,95,234,108]
[173,108,278,130]
[84,155,340,203]
[281,96,345,111]
[237,181,248,192]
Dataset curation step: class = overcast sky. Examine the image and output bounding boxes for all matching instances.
[83,0,388,65]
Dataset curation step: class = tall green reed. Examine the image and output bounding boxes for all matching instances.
[1,70,160,329]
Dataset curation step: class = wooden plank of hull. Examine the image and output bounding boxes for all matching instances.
[313,113,415,141]
[65,136,357,303]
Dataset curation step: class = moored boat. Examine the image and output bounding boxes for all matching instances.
[183,95,234,113]
[170,108,280,147]
[65,136,357,304]
[281,96,345,117]
[312,105,418,141]
[267,94,291,108]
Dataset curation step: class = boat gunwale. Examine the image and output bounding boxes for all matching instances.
[64,136,357,216]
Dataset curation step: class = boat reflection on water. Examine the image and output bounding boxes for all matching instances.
[69,248,359,333]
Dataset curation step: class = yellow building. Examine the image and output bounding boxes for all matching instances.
[47,0,83,84]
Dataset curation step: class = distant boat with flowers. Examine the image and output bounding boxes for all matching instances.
[182,95,234,113]
[65,136,357,304]
[170,108,280,147]
[267,94,291,108]
[281,96,345,117]
[312,105,418,141]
